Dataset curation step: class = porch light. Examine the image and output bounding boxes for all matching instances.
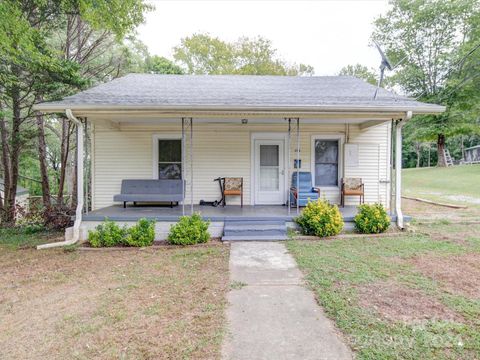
[241,118,248,124]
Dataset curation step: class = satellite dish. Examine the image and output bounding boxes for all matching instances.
[373,41,393,99]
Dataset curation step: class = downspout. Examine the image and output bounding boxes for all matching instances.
[38,109,83,249]
[395,111,412,229]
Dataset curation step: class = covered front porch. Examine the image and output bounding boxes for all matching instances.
[83,204,364,222]
[77,204,408,241]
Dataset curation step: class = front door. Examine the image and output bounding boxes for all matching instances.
[254,139,285,205]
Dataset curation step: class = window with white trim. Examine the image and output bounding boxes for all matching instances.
[314,139,339,186]
[157,139,182,179]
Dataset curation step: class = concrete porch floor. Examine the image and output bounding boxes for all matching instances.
[83,204,366,222]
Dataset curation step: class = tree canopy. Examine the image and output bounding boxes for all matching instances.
[0,0,152,223]
[338,64,377,85]
[145,55,184,74]
[371,0,480,166]
[173,33,314,76]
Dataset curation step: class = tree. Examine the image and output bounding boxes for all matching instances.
[0,0,83,224]
[0,0,151,224]
[372,0,480,166]
[338,64,378,85]
[173,33,314,76]
[145,55,184,74]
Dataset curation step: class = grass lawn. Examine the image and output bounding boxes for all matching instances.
[287,221,480,359]
[0,229,229,359]
[403,165,480,207]
[288,166,480,358]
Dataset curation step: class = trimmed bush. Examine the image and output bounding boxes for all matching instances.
[167,213,210,245]
[354,203,390,234]
[125,218,155,247]
[88,218,155,247]
[295,199,344,237]
[88,219,127,247]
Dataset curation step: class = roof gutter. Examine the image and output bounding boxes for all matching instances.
[33,103,447,115]
[38,109,84,249]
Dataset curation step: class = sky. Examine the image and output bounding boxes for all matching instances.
[137,0,390,76]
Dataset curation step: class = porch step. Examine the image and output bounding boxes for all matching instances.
[222,220,288,241]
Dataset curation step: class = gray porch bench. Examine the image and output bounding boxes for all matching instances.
[113,179,184,208]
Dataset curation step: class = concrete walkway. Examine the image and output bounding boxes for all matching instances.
[222,242,353,360]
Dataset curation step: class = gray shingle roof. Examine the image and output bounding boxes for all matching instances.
[35,74,444,114]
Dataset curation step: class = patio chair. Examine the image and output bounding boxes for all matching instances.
[289,172,320,207]
[222,177,243,207]
[340,177,364,207]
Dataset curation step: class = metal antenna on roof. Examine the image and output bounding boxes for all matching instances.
[373,41,393,100]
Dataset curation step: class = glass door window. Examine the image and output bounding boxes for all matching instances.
[259,145,280,191]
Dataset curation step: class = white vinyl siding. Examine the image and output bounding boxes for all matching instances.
[91,121,391,210]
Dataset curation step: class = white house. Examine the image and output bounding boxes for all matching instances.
[34,74,445,247]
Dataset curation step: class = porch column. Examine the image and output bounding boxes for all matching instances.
[296,117,300,215]
[189,117,193,215]
[181,118,185,216]
[287,118,291,215]
[395,111,412,229]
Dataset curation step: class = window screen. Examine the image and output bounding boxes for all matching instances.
[158,139,182,179]
[314,140,339,186]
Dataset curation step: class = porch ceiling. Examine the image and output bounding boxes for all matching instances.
[81,113,400,128]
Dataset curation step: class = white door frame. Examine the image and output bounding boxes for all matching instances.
[152,133,182,179]
[251,133,288,205]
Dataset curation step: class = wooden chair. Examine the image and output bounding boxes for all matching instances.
[223,177,243,207]
[341,178,364,207]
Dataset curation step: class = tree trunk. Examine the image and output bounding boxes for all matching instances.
[36,100,51,209]
[414,142,421,168]
[437,134,446,167]
[0,102,10,222]
[2,82,22,225]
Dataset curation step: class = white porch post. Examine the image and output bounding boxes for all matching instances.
[395,111,412,229]
[287,118,291,214]
[181,117,185,216]
[296,117,300,215]
[189,117,193,215]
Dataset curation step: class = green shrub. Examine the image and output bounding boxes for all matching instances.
[295,199,344,237]
[88,219,127,247]
[88,218,157,247]
[167,213,210,245]
[125,218,155,247]
[354,203,391,234]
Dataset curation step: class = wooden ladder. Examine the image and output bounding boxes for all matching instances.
[444,148,454,167]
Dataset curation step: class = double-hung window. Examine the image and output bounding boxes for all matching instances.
[157,139,182,179]
[312,137,341,187]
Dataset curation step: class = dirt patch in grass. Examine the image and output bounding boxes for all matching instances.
[0,243,229,359]
[402,198,479,222]
[409,253,480,300]
[356,281,463,324]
